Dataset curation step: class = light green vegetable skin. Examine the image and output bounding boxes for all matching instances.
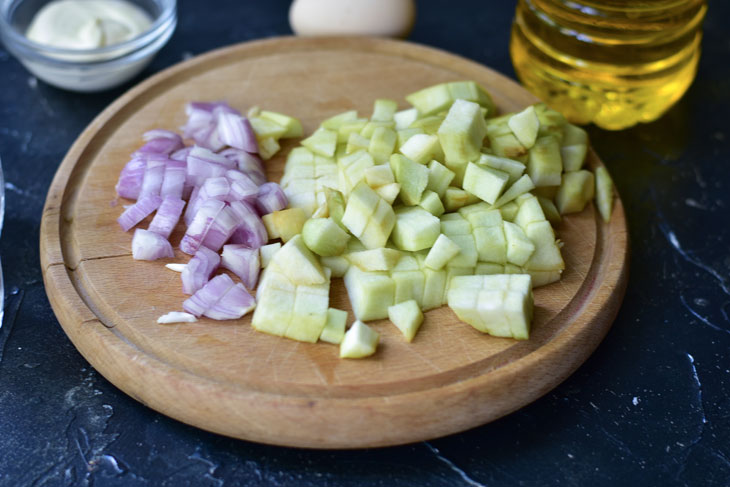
[247,82,614,357]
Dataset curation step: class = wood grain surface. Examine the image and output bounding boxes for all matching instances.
[40,36,629,449]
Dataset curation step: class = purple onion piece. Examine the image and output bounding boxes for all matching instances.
[201,205,239,252]
[217,112,259,153]
[134,130,184,156]
[255,182,288,215]
[117,194,163,232]
[160,159,186,199]
[138,155,167,199]
[179,199,225,255]
[183,274,236,317]
[181,245,220,295]
[199,176,231,201]
[170,146,193,162]
[203,283,256,320]
[228,201,268,249]
[219,149,267,186]
[131,229,174,261]
[221,244,260,289]
[148,197,186,239]
[116,157,147,200]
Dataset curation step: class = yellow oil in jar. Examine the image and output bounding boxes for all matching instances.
[510,0,707,130]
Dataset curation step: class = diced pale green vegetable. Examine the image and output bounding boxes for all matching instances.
[259,242,281,268]
[388,300,424,342]
[262,207,307,242]
[258,137,280,160]
[302,217,350,256]
[340,320,379,359]
[438,99,488,168]
[555,170,595,214]
[259,110,303,138]
[371,98,399,122]
[399,133,444,165]
[347,248,402,271]
[508,105,539,149]
[595,166,614,222]
[301,128,337,157]
[527,135,563,187]
[492,174,536,208]
[320,308,348,344]
[391,207,441,251]
[344,266,395,321]
[425,234,461,270]
[390,154,429,206]
[427,160,455,198]
[462,162,509,205]
[270,234,327,285]
[418,190,445,216]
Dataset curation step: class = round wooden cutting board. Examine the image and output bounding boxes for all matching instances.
[40,37,628,449]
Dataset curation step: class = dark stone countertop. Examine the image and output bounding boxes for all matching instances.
[1,1,729,485]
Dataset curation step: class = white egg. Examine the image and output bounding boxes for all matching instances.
[289,0,416,38]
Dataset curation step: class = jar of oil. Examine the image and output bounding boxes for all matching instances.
[510,0,707,130]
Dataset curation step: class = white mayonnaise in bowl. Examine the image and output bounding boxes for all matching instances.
[0,0,176,92]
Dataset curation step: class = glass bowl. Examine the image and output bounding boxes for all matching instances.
[0,0,177,92]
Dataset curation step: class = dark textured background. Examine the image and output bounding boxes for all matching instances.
[1,1,729,485]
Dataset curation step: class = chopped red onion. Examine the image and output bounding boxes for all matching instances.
[183,103,240,152]
[186,147,233,187]
[183,273,236,317]
[220,149,266,186]
[201,205,239,252]
[217,111,258,153]
[228,200,268,249]
[135,130,184,156]
[256,182,288,215]
[183,186,201,226]
[199,177,231,201]
[180,199,225,255]
[148,197,185,239]
[131,229,174,261]
[138,155,167,198]
[204,283,256,320]
[116,157,146,200]
[181,245,220,295]
[221,244,260,289]
[117,194,163,231]
[160,159,186,199]
[170,146,192,162]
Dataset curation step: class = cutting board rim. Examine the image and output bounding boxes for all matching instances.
[40,36,629,449]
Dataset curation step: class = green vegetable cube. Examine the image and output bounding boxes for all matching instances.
[555,170,595,215]
[360,198,396,249]
[507,105,539,149]
[418,190,445,216]
[341,181,380,238]
[270,234,327,285]
[346,133,370,154]
[595,166,614,222]
[447,234,478,268]
[422,267,447,310]
[374,183,401,205]
[503,221,535,266]
[320,308,348,344]
[406,83,453,116]
[391,207,440,251]
[388,300,424,342]
[462,162,509,205]
[473,225,507,264]
[390,154,429,206]
[523,221,565,271]
[437,99,488,167]
[369,127,397,164]
[259,242,281,268]
[427,160,455,198]
[399,134,444,165]
[477,154,526,185]
[302,128,338,157]
[344,267,395,321]
[527,135,563,187]
[425,234,461,270]
[371,98,399,122]
[364,164,395,188]
[302,217,350,257]
[287,286,329,342]
[340,321,379,359]
[394,108,419,130]
[347,248,402,271]
[322,110,358,130]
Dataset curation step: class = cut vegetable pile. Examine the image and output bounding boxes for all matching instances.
[116,81,615,359]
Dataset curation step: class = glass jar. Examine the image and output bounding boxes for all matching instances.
[510,0,707,130]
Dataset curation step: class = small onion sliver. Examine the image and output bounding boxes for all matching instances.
[117,194,163,231]
[135,130,183,156]
[148,197,186,239]
[131,229,174,261]
[220,149,266,186]
[157,311,198,324]
[170,146,192,162]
